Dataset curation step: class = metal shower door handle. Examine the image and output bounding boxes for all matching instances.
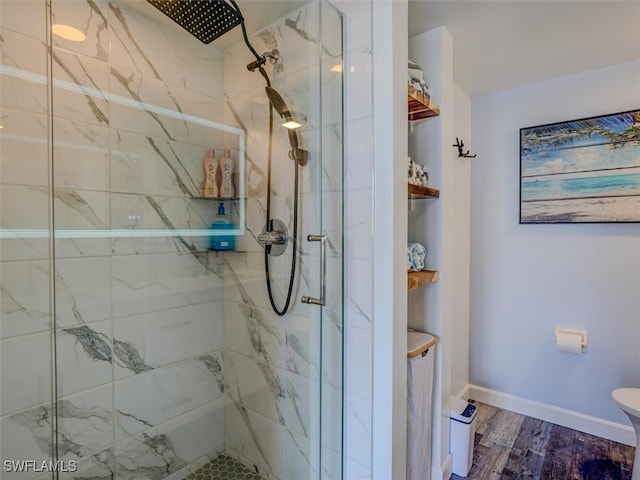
[301,234,326,306]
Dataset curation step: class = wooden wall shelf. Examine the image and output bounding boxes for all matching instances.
[408,86,440,121]
[408,270,439,289]
[408,183,440,199]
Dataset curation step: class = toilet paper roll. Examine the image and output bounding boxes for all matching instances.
[555,332,583,354]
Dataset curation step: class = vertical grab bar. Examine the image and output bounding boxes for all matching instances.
[301,234,326,306]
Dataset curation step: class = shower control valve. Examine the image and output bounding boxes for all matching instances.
[258,218,289,257]
[258,230,287,246]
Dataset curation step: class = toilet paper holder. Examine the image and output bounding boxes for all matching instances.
[554,327,588,353]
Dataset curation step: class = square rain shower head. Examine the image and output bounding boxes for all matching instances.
[146,0,244,44]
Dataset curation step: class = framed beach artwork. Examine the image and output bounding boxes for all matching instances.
[520,109,640,223]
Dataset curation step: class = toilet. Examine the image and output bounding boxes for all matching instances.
[612,388,640,480]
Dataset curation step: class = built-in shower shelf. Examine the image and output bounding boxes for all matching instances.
[182,249,248,255]
[408,86,440,121]
[408,184,440,199]
[191,196,246,201]
[408,270,439,289]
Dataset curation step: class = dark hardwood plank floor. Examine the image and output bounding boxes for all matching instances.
[451,402,635,480]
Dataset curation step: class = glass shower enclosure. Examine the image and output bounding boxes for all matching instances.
[0,1,344,479]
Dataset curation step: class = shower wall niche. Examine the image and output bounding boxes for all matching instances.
[1,1,343,480]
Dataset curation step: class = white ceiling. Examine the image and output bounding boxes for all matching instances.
[138,1,639,98]
[408,1,640,97]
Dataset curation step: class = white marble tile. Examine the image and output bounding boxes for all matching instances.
[51,0,110,62]
[53,117,110,191]
[224,400,286,479]
[113,302,224,379]
[58,448,115,480]
[224,252,284,310]
[345,393,372,469]
[285,371,318,442]
[54,256,112,327]
[345,325,372,399]
[345,47,372,122]
[278,5,319,77]
[53,189,111,257]
[109,1,225,100]
[322,445,344,480]
[0,0,47,41]
[224,87,276,149]
[114,400,224,480]
[285,428,317,480]
[223,40,268,100]
[112,252,223,319]
[0,405,53,480]
[321,2,344,58]
[322,319,344,391]
[223,350,285,426]
[345,187,373,260]
[0,184,49,229]
[55,321,113,397]
[320,123,344,194]
[224,300,286,370]
[109,191,226,256]
[273,67,321,131]
[323,191,344,260]
[0,238,49,263]
[114,358,224,440]
[0,259,51,339]
[346,257,373,329]
[0,332,51,416]
[346,116,373,190]
[0,108,48,187]
[0,29,48,114]
[110,129,207,198]
[284,311,320,379]
[321,384,343,463]
[52,188,109,229]
[51,49,110,126]
[345,457,372,480]
[333,1,371,51]
[233,197,267,253]
[109,64,226,145]
[56,385,114,461]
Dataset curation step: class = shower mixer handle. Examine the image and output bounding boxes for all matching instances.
[258,230,287,246]
[259,218,289,257]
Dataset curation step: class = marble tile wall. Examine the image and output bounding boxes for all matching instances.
[1,1,228,479]
[2,0,374,479]
[219,2,352,479]
[329,1,374,478]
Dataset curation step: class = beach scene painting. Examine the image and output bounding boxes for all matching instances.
[520,109,640,223]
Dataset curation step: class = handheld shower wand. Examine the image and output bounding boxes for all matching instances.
[145,0,307,316]
[265,86,309,166]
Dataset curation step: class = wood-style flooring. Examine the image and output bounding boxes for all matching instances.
[451,402,635,480]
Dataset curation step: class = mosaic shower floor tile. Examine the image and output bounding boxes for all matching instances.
[184,454,263,480]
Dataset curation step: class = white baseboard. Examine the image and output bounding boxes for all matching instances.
[467,384,636,447]
[431,453,452,480]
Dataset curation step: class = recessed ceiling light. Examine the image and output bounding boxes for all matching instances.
[52,24,86,42]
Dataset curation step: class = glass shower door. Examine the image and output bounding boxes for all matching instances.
[17,0,345,479]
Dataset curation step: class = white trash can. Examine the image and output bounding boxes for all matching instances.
[449,397,478,477]
[407,330,437,480]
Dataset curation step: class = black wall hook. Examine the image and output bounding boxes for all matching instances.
[453,137,477,158]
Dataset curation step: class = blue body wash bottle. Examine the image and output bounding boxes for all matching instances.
[210,202,236,251]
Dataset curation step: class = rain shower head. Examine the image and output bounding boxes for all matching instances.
[146,0,243,44]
